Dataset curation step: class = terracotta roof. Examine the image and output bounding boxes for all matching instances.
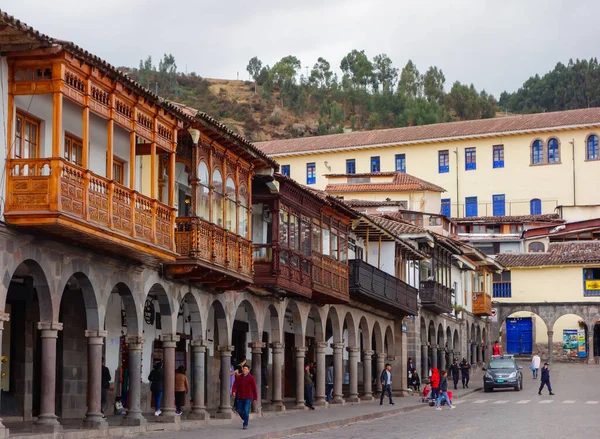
[368,214,429,236]
[325,172,445,193]
[453,214,563,224]
[344,199,406,208]
[496,241,600,267]
[324,172,398,178]
[0,10,53,50]
[256,107,600,155]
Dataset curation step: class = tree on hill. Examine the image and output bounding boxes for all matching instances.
[246,56,262,93]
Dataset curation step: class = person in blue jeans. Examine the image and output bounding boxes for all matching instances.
[436,370,456,411]
[325,362,334,402]
[232,364,258,430]
[379,363,394,406]
[148,361,164,416]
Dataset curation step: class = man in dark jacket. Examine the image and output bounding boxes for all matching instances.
[538,363,555,395]
[379,363,394,406]
[304,363,315,409]
[460,358,471,389]
[449,358,460,390]
[232,364,258,429]
[148,361,164,416]
[101,357,111,417]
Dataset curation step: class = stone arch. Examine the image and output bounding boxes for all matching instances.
[234,298,260,342]
[326,305,342,343]
[372,321,384,353]
[358,316,371,351]
[263,303,281,345]
[5,259,54,322]
[285,300,305,346]
[110,281,142,335]
[208,298,230,346]
[182,291,203,340]
[384,325,394,357]
[437,323,444,347]
[58,271,102,330]
[470,323,475,343]
[147,282,176,335]
[343,311,358,348]
[446,326,452,349]
[307,305,325,342]
[453,329,460,353]
[428,320,436,344]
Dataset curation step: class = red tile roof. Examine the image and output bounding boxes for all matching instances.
[344,200,406,208]
[256,107,600,155]
[495,241,600,267]
[325,172,445,193]
[453,214,563,224]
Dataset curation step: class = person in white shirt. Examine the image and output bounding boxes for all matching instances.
[531,353,541,379]
[379,363,394,406]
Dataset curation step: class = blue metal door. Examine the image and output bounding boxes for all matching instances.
[506,317,533,355]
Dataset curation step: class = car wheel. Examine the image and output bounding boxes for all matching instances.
[519,377,523,390]
[514,378,521,391]
[484,387,492,393]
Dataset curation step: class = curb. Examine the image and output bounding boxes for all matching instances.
[245,387,482,439]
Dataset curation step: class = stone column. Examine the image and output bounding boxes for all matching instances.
[188,340,208,420]
[34,322,63,433]
[331,343,345,404]
[83,330,108,428]
[375,352,386,395]
[476,344,482,364]
[0,314,9,438]
[420,345,428,378]
[250,341,265,414]
[123,336,146,426]
[361,350,374,401]
[217,345,234,419]
[431,346,438,369]
[439,348,446,372]
[314,342,327,406]
[159,334,179,422]
[587,333,594,365]
[471,343,476,365]
[294,347,307,409]
[346,347,360,402]
[270,342,285,411]
[547,331,554,363]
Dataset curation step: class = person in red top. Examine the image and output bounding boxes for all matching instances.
[492,341,502,356]
[430,367,440,401]
[232,364,258,430]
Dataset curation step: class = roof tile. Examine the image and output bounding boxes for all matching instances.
[325,172,445,193]
[495,241,600,267]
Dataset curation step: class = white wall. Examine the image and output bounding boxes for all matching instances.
[499,242,521,253]
[89,112,108,177]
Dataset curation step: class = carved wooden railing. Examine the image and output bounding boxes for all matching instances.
[312,252,349,301]
[5,157,176,252]
[252,244,311,287]
[472,291,493,316]
[174,217,253,278]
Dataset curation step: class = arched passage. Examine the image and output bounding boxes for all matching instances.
[453,329,460,357]
[501,311,548,357]
[554,313,588,361]
[232,299,260,364]
[283,301,304,398]
[384,326,394,358]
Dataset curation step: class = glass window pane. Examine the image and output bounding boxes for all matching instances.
[322,228,330,256]
[279,211,289,247]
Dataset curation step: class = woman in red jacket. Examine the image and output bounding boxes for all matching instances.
[430,367,440,401]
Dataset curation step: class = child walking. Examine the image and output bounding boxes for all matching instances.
[538,363,555,395]
[435,371,456,411]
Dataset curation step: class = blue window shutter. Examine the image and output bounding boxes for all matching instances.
[588,135,599,160]
[438,150,449,173]
[441,198,451,217]
[493,145,504,168]
[281,165,290,177]
[306,163,316,185]
[530,198,541,215]
[531,140,544,164]
[371,156,380,172]
[346,159,356,174]
[492,194,505,216]
[465,148,476,170]
[395,154,406,173]
[465,197,478,217]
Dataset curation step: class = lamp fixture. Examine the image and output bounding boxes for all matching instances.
[188,128,201,145]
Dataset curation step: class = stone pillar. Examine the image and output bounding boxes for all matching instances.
[315,342,327,406]
[83,330,108,428]
[375,353,386,394]
[361,350,374,401]
[250,341,265,414]
[346,347,360,402]
[123,336,146,426]
[331,343,345,404]
[158,334,179,422]
[420,345,428,378]
[476,344,482,364]
[270,342,285,411]
[34,322,63,433]
[294,347,307,409]
[188,340,208,420]
[547,331,554,363]
[0,314,9,438]
[431,346,438,369]
[587,333,594,365]
[217,345,234,419]
[439,348,446,372]
[471,343,476,365]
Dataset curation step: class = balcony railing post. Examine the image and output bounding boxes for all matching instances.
[151,200,157,244]
[49,158,62,213]
[83,169,91,222]
[170,208,177,252]
[108,181,115,230]
[130,192,137,238]
[210,224,216,260]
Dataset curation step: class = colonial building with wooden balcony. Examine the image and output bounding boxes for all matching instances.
[163,103,277,289]
[4,37,187,264]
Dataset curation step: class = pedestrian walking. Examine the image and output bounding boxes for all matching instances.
[101,357,111,417]
[174,366,189,415]
[325,361,334,402]
[435,371,456,411]
[538,363,555,396]
[430,367,440,401]
[304,363,315,410]
[492,340,502,356]
[449,358,460,390]
[411,371,421,392]
[379,363,394,406]
[232,364,258,430]
[531,353,541,379]
[148,361,164,416]
[460,358,471,388]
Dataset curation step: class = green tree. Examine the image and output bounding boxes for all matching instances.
[246,56,263,93]
[398,60,422,99]
[271,55,302,85]
[423,66,445,103]
[340,49,374,90]
[372,53,398,93]
[310,57,334,89]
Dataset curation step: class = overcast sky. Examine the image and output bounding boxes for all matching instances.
[4,0,598,96]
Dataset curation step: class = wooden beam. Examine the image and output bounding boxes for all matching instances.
[106,119,113,180]
[377,234,382,269]
[82,106,89,168]
[365,227,369,264]
[52,92,62,157]
[150,142,157,199]
[129,132,136,189]
[6,91,13,159]
[168,151,175,207]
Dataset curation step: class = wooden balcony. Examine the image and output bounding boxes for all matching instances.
[4,158,176,263]
[252,245,312,299]
[419,280,453,314]
[311,253,349,304]
[472,291,493,316]
[348,259,418,316]
[166,217,253,289]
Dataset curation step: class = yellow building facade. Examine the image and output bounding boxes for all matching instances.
[257,109,600,217]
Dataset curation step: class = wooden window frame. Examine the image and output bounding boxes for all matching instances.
[112,156,125,185]
[15,110,41,159]
[64,132,83,166]
[465,147,477,170]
